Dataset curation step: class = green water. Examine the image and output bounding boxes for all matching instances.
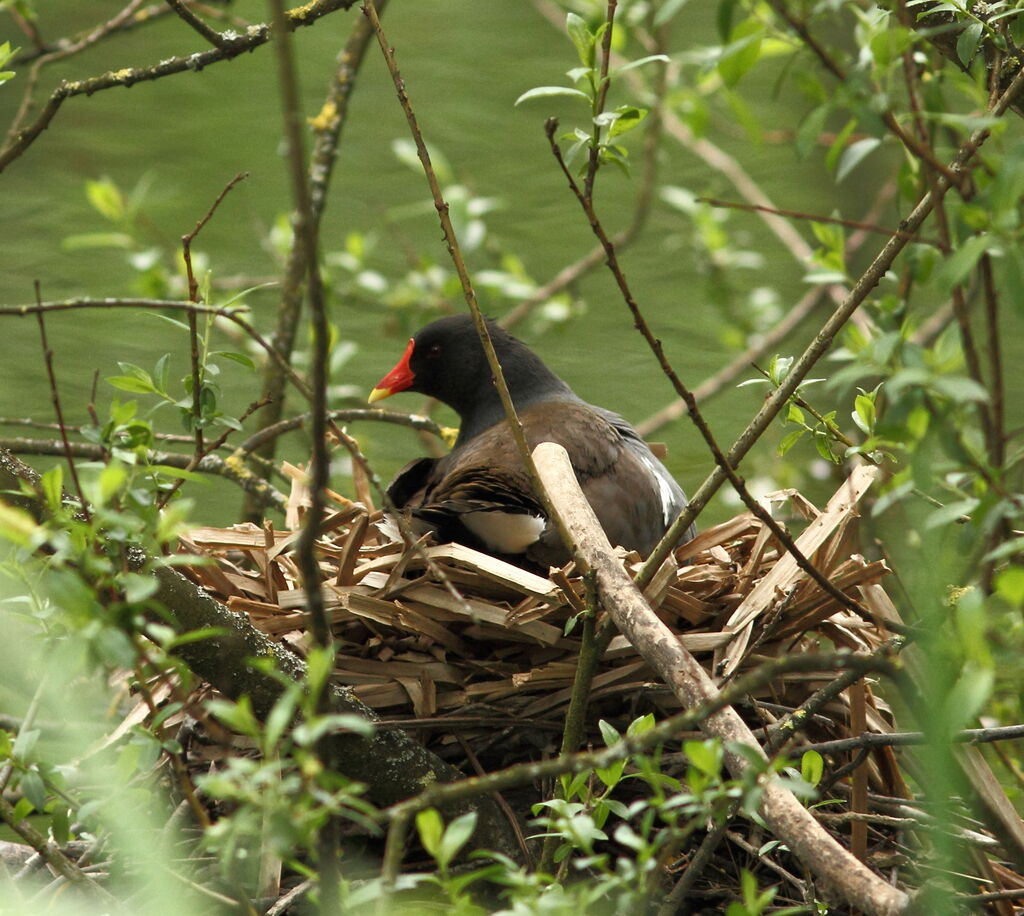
[0,1,952,525]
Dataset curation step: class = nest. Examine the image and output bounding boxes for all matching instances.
[177,464,1024,910]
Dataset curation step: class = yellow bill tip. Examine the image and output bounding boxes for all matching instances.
[367,387,392,405]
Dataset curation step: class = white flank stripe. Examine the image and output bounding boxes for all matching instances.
[640,454,675,527]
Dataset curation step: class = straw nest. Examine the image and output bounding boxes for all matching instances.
[177,462,1024,910]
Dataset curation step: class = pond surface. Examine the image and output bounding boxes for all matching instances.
[3,1,987,527]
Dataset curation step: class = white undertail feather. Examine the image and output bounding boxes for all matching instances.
[462,511,546,554]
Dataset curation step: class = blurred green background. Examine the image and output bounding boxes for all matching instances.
[0,0,928,525]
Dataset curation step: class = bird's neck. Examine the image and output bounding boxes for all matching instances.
[452,361,575,448]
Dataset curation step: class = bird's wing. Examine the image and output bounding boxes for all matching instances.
[386,456,438,509]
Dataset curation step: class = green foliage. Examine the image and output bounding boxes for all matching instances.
[0,40,18,86]
[522,715,800,911]
[515,10,667,174]
[3,0,1024,910]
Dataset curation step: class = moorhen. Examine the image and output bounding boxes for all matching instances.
[368,315,694,568]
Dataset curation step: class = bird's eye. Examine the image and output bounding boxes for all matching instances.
[427,343,442,357]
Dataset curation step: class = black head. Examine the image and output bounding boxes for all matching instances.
[369,315,574,438]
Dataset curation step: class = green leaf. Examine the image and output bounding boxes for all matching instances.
[777,428,806,456]
[206,697,260,737]
[292,713,374,747]
[933,234,991,291]
[945,663,993,734]
[165,626,227,650]
[438,811,477,869]
[416,808,444,860]
[150,314,192,333]
[607,105,648,138]
[852,392,876,434]
[264,688,299,752]
[626,713,656,737]
[654,0,690,26]
[95,463,126,506]
[795,103,831,159]
[613,823,645,851]
[930,375,988,403]
[12,726,39,758]
[566,12,595,68]
[924,498,980,529]
[514,85,590,106]
[598,719,621,746]
[0,40,20,70]
[614,54,670,75]
[814,433,839,463]
[986,536,1024,562]
[147,466,207,483]
[596,759,626,788]
[19,769,46,812]
[836,137,881,182]
[956,20,984,65]
[209,350,257,371]
[718,19,764,87]
[0,503,38,547]
[825,118,857,174]
[106,376,157,394]
[153,353,170,395]
[51,804,70,846]
[995,567,1024,606]
[684,739,722,777]
[85,177,125,223]
[213,415,243,432]
[121,572,158,603]
[40,465,63,512]
[800,750,824,786]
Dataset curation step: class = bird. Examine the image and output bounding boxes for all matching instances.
[368,314,694,568]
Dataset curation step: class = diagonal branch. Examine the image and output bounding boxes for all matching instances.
[639,60,1024,583]
[531,441,910,916]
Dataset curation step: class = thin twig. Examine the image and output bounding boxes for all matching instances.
[163,0,231,48]
[638,61,1024,585]
[0,0,358,174]
[34,283,91,524]
[799,724,1024,756]
[360,0,577,574]
[267,0,337,898]
[3,437,286,509]
[582,0,616,201]
[180,172,249,468]
[766,0,964,187]
[637,180,898,436]
[0,795,114,900]
[163,171,251,505]
[544,120,879,624]
[656,818,732,916]
[697,196,940,248]
[246,4,383,510]
[978,253,1005,469]
[238,407,446,454]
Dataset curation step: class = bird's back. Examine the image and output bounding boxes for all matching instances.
[389,399,692,566]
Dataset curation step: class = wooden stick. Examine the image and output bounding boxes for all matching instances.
[531,442,909,916]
